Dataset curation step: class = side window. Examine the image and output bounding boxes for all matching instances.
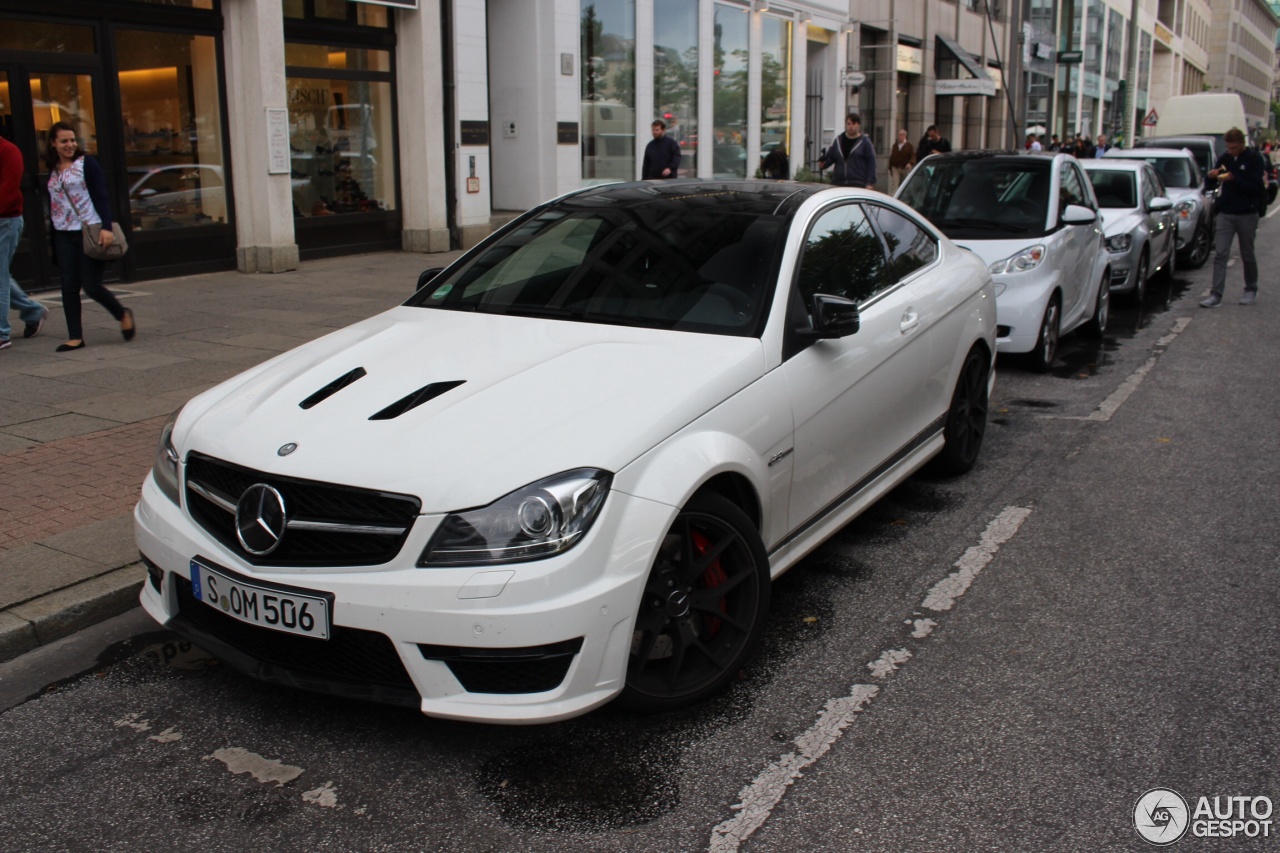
[1059,165,1087,209]
[796,204,887,305]
[1146,167,1166,202]
[868,205,939,285]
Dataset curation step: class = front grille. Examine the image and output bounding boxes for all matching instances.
[173,574,415,691]
[184,453,420,567]
[419,639,583,694]
[1109,267,1130,286]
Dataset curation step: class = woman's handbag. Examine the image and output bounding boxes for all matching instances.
[57,167,129,261]
[81,222,128,260]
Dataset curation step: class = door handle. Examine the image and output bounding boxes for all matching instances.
[900,311,919,334]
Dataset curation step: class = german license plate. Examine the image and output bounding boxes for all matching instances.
[189,560,331,640]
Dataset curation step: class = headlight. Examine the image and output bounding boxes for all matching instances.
[989,245,1045,275]
[152,408,183,506]
[419,468,612,566]
[1105,234,1132,253]
[1174,200,1196,219]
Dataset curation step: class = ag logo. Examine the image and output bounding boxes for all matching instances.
[1135,788,1190,845]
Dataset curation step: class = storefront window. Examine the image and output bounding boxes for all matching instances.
[285,44,391,73]
[713,3,748,178]
[759,16,791,179]
[654,0,697,178]
[287,0,389,27]
[116,30,227,231]
[0,19,94,53]
[286,75,395,217]
[581,0,636,183]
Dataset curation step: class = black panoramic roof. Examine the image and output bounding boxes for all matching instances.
[561,179,826,217]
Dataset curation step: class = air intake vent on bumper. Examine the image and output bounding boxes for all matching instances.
[369,381,466,420]
[300,367,368,409]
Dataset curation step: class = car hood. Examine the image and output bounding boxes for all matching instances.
[175,307,766,512]
[1162,187,1201,205]
[1097,209,1144,237]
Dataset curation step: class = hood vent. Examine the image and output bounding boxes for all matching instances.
[370,380,466,421]
[300,367,368,410]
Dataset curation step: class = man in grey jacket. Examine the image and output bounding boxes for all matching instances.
[818,113,877,188]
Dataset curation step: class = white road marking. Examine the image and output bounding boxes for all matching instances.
[867,648,912,678]
[205,747,304,786]
[302,781,340,808]
[922,506,1034,612]
[707,506,1033,852]
[1049,317,1192,423]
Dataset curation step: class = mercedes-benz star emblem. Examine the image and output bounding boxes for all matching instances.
[235,484,288,556]
[277,443,298,456]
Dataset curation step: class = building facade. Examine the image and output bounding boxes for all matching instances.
[1206,0,1280,132]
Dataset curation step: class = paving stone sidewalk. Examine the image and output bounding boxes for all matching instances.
[0,248,462,661]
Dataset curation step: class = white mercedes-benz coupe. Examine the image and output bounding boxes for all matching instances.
[135,181,996,724]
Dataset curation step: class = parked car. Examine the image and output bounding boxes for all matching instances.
[1103,147,1214,268]
[1134,135,1225,194]
[135,180,996,724]
[1080,159,1177,303]
[896,150,1109,371]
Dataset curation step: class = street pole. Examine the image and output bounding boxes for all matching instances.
[1061,0,1074,140]
[1123,0,1140,145]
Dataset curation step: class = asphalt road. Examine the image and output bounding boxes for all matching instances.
[1,228,1276,853]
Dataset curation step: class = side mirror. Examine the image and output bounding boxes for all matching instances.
[1149,197,1174,212]
[416,267,445,291]
[798,294,860,341]
[1061,204,1097,225]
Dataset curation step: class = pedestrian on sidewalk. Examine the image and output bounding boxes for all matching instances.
[45,121,135,351]
[917,125,952,160]
[887,128,915,193]
[818,113,876,189]
[0,134,48,351]
[641,120,682,180]
[1202,127,1267,308]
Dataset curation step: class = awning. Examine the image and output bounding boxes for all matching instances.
[935,35,991,82]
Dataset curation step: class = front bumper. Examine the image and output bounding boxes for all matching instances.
[992,273,1055,355]
[135,473,673,724]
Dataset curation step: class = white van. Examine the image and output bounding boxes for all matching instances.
[1152,93,1247,142]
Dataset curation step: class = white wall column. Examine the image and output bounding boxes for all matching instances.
[398,1,451,253]
[698,0,715,177]
[635,0,655,179]
[746,7,763,174]
[224,0,298,273]
[451,0,493,247]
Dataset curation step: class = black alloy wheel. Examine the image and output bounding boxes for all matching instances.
[619,492,770,712]
[930,346,990,476]
[1027,296,1060,373]
[1183,223,1211,269]
[1129,252,1149,306]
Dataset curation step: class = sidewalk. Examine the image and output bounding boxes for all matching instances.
[0,248,463,661]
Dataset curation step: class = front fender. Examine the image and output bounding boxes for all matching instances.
[612,367,794,551]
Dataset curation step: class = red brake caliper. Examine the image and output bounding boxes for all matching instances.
[691,530,729,636]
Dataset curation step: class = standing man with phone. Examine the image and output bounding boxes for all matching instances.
[1202,127,1267,308]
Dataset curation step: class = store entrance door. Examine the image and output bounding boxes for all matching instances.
[0,63,105,292]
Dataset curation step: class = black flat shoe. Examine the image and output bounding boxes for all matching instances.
[121,308,136,342]
[56,341,86,352]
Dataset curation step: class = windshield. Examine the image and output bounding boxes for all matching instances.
[1126,156,1198,189]
[898,158,1052,238]
[1087,170,1137,208]
[409,203,785,336]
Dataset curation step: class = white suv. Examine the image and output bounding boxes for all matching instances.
[897,151,1110,371]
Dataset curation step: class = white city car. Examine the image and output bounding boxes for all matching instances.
[897,151,1110,371]
[135,181,996,724]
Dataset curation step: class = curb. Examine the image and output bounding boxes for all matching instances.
[0,564,146,664]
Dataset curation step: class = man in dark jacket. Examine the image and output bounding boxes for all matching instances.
[818,113,876,188]
[916,125,952,159]
[641,120,681,179]
[1202,127,1267,307]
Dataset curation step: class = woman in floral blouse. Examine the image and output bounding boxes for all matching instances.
[45,121,135,351]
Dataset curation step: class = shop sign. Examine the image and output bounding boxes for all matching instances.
[1154,22,1174,47]
[935,78,996,97]
[897,45,923,75]
[266,108,289,175]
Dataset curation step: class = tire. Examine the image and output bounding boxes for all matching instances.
[929,346,989,476]
[1027,296,1060,373]
[1082,268,1111,338]
[1182,223,1211,269]
[1128,252,1148,307]
[618,492,770,713]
